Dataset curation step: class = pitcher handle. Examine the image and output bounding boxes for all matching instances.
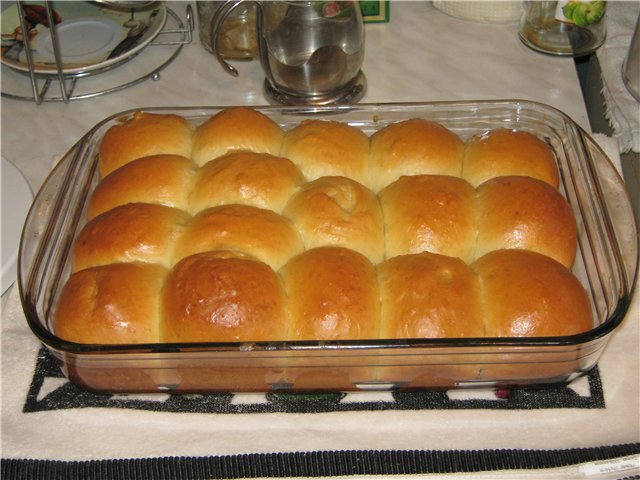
[210,0,261,77]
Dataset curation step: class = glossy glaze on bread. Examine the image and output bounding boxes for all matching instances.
[54,107,592,345]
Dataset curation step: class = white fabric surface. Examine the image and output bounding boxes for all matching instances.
[597,1,640,153]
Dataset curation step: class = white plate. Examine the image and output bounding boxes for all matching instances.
[1,1,166,75]
[1,157,33,295]
[33,17,125,64]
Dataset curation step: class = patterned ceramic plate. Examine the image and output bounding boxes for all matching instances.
[0,1,166,75]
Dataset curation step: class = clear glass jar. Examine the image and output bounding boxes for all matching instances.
[196,1,258,60]
[519,1,606,56]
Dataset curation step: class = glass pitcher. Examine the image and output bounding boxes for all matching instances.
[211,1,366,105]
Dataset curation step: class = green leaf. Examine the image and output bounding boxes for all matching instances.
[562,2,579,20]
[572,3,589,26]
[585,1,606,24]
[570,1,606,26]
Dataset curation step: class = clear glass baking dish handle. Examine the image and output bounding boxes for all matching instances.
[18,137,99,343]
[581,131,639,317]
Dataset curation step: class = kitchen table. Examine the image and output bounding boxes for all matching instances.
[1,2,638,478]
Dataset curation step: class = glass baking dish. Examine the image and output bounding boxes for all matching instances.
[18,100,638,393]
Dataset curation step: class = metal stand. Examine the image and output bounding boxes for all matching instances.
[1,2,193,104]
[263,71,367,106]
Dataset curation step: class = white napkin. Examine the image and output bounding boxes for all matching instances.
[597,2,640,153]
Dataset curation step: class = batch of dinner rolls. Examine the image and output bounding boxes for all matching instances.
[54,107,593,345]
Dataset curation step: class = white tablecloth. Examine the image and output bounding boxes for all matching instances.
[2,2,638,478]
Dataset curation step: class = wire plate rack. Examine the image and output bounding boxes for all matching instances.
[1,2,193,103]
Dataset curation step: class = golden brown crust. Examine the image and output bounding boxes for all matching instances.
[88,155,197,219]
[191,107,284,165]
[378,252,484,339]
[475,176,577,267]
[162,251,287,343]
[369,118,464,192]
[190,152,304,215]
[54,262,167,344]
[99,112,193,178]
[281,247,380,341]
[64,108,591,351]
[473,249,593,337]
[379,175,477,263]
[280,119,371,186]
[283,176,385,264]
[72,203,190,272]
[462,129,559,188]
[174,204,304,270]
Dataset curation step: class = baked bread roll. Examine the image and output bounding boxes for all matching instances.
[99,112,193,178]
[190,152,304,215]
[281,247,381,341]
[59,106,590,365]
[88,155,197,220]
[162,251,287,343]
[191,107,284,166]
[280,119,370,186]
[369,118,464,192]
[55,262,168,344]
[475,176,577,267]
[378,252,484,339]
[174,204,304,270]
[462,129,559,188]
[473,249,592,337]
[72,203,190,272]
[379,175,476,263]
[283,176,385,264]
